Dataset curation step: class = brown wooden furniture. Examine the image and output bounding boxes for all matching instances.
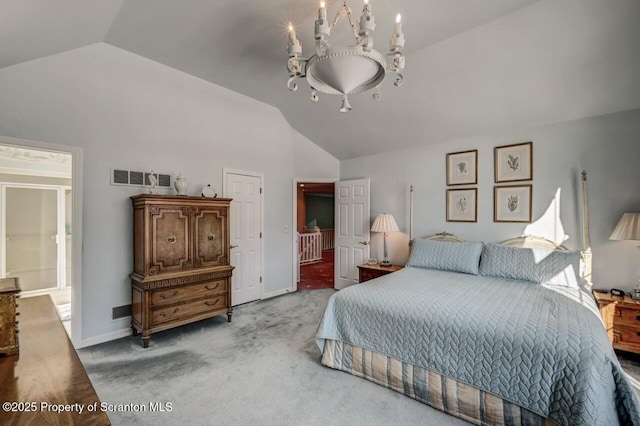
[0,278,21,356]
[130,194,233,348]
[593,291,640,354]
[357,264,404,283]
[0,296,110,425]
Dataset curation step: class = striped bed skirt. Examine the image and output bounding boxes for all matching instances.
[321,340,556,426]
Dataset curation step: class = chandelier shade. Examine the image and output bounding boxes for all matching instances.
[286,0,406,112]
[306,47,387,96]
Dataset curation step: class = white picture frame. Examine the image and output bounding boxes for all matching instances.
[494,185,532,223]
[447,150,478,186]
[494,142,532,183]
[446,188,477,222]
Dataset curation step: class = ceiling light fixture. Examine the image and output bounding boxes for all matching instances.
[287,0,406,112]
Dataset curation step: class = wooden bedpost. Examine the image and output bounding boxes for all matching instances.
[581,171,592,283]
[409,185,414,246]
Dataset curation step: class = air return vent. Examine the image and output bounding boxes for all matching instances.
[111,169,171,188]
[112,304,132,320]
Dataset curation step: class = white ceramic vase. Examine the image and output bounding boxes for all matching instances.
[174,173,188,195]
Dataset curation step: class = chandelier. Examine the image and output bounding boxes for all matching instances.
[287,0,406,112]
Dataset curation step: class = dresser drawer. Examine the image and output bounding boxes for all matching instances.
[612,306,640,327]
[612,324,640,352]
[151,279,227,307]
[151,294,227,326]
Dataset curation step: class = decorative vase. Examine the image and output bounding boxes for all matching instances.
[174,173,188,195]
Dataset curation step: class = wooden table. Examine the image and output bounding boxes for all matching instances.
[357,264,404,283]
[0,296,110,425]
[593,291,640,354]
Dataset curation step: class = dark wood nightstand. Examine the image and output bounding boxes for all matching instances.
[357,264,404,283]
[593,291,640,354]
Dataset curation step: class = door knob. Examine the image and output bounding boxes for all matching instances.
[359,241,369,245]
[230,244,239,249]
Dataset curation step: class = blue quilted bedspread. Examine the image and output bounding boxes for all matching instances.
[316,267,640,425]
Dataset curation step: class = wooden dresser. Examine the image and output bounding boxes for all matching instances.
[0,278,21,356]
[130,194,233,348]
[593,291,640,354]
[0,296,110,425]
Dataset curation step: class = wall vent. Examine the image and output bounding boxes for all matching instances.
[111,169,171,188]
[112,304,132,320]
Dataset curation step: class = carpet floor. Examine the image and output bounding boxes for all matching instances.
[78,289,466,426]
[79,289,640,425]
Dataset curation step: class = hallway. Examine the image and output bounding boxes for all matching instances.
[298,250,334,290]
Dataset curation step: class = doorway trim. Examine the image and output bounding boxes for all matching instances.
[291,177,338,290]
[222,168,265,301]
[0,135,83,348]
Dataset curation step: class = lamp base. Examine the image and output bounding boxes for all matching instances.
[379,260,391,266]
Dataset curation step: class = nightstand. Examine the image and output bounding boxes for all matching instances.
[357,264,404,283]
[593,291,640,354]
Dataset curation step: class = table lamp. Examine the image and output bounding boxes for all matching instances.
[371,213,399,266]
[610,212,640,292]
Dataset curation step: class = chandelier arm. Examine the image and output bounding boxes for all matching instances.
[287,75,305,92]
[344,6,361,44]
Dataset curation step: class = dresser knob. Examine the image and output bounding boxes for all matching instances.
[636,315,640,321]
[15,321,19,325]
[15,329,19,334]
[15,312,20,316]
[15,304,19,308]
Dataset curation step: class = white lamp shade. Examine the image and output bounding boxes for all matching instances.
[610,213,640,241]
[371,213,399,233]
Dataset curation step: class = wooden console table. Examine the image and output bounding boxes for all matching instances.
[0,296,110,425]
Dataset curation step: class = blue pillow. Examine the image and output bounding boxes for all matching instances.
[407,239,482,275]
[479,243,581,286]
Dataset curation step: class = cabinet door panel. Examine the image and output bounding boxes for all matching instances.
[194,207,228,268]
[150,207,191,274]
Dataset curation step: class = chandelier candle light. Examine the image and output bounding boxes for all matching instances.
[287,0,406,112]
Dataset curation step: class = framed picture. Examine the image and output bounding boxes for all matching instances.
[446,188,477,222]
[494,185,532,223]
[494,142,532,183]
[446,150,478,186]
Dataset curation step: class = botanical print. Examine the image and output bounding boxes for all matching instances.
[456,161,468,175]
[456,196,467,213]
[447,150,477,186]
[494,185,531,223]
[494,142,532,183]
[447,188,477,222]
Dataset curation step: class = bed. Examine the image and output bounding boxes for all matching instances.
[316,235,640,424]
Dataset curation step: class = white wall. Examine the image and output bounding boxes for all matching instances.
[292,129,339,179]
[341,109,640,291]
[0,43,339,345]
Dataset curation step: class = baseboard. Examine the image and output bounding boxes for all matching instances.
[262,286,296,300]
[78,326,131,349]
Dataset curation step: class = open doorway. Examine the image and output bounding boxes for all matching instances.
[0,144,74,335]
[295,181,335,290]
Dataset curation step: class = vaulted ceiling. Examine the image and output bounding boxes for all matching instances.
[2,0,639,160]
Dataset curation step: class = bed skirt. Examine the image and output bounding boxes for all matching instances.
[321,339,557,426]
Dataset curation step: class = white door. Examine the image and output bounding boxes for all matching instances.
[224,171,263,305]
[334,179,370,290]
